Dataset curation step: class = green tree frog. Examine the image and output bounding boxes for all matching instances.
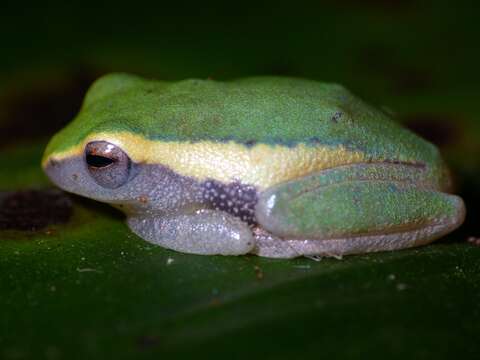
[42,74,465,258]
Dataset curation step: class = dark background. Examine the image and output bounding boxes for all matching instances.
[0,1,479,359]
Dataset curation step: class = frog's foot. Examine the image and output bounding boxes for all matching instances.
[127,209,254,256]
[254,164,466,259]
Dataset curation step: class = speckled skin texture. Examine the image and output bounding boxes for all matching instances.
[43,74,465,258]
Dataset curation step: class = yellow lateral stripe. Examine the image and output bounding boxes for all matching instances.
[43,132,366,189]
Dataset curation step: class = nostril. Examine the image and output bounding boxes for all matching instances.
[49,158,59,167]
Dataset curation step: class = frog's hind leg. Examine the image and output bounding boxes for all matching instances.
[253,163,465,259]
[252,216,462,258]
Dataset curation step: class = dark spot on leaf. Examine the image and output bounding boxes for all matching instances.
[0,189,73,231]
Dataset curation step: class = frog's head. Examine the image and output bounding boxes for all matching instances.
[42,73,186,213]
[42,74,135,195]
[43,129,201,216]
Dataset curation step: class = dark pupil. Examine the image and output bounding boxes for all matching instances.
[86,154,115,168]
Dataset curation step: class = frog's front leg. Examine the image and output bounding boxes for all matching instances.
[254,163,465,258]
[127,209,254,255]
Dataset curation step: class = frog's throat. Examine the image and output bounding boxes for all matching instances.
[43,131,368,189]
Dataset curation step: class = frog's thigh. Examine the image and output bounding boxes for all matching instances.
[255,166,465,255]
[127,209,254,256]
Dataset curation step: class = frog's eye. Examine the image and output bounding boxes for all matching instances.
[85,141,131,189]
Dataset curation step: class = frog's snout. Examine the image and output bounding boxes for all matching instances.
[42,153,135,204]
[43,156,66,189]
[42,155,84,195]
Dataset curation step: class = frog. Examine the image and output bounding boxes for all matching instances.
[42,73,466,258]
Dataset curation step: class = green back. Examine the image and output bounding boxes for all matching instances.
[45,73,439,166]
